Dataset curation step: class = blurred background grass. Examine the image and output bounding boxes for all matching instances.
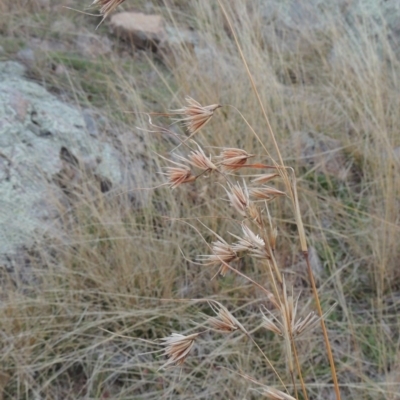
[0,0,399,399]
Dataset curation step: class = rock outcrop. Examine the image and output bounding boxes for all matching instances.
[109,12,165,50]
[0,61,140,264]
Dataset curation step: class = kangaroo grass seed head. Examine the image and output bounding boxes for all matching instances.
[232,224,271,259]
[268,226,278,251]
[261,306,282,336]
[199,239,237,276]
[262,316,282,336]
[226,181,250,217]
[247,203,263,225]
[217,148,254,171]
[163,160,196,188]
[249,186,286,201]
[172,96,221,135]
[159,332,199,369]
[91,0,125,18]
[207,302,247,334]
[261,280,325,339]
[178,142,217,171]
[240,224,265,248]
[252,173,279,184]
[293,311,319,337]
[292,303,337,338]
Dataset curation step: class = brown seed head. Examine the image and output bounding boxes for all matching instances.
[263,279,324,339]
[268,226,278,251]
[207,302,246,333]
[232,224,270,259]
[247,203,262,226]
[249,186,286,201]
[217,148,253,171]
[165,164,196,188]
[261,306,283,336]
[252,173,279,184]
[160,332,199,369]
[186,144,217,171]
[199,239,237,276]
[226,182,250,217]
[293,311,319,337]
[173,96,220,135]
[91,0,125,18]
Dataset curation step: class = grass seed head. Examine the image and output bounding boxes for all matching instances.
[91,0,125,18]
[217,148,254,171]
[160,332,199,369]
[226,181,250,217]
[268,226,278,251]
[293,311,319,337]
[207,302,247,333]
[261,305,283,336]
[232,224,270,259]
[186,143,217,171]
[199,239,237,276]
[252,173,279,184]
[165,164,196,188]
[249,186,286,201]
[172,96,221,135]
[247,203,263,225]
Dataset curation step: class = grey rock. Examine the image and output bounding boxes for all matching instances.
[16,48,35,68]
[109,12,165,50]
[0,61,145,264]
[82,109,100,137]
[0,61,25,76]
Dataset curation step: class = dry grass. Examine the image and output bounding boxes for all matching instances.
[0,0,400,399]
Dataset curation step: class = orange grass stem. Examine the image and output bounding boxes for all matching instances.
[233,163,278,169]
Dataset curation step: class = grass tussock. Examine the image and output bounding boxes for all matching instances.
[0,0,400,399]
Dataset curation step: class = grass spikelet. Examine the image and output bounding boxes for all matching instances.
[91,0,125,16]
[207,301,246,333]
[198,238,238,276]
[172,96,221,137]
[225,181,250,217]
[159,332,199,369]
[177,142,217,171]
[217,148,254,171]
[163,161,196,188]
